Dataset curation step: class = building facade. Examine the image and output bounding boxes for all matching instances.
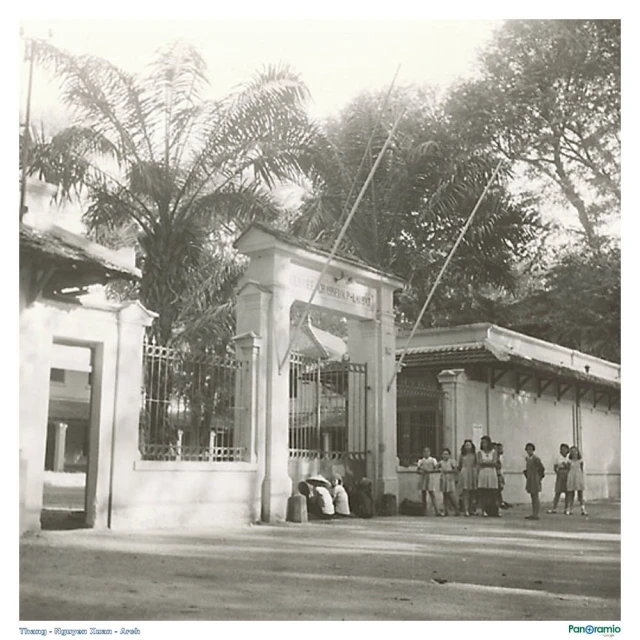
[395,324,621,506]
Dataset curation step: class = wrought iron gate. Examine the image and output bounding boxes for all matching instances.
[288,353,367,465]
[139,338,249,462]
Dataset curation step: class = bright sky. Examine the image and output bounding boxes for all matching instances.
[20,19,500,124]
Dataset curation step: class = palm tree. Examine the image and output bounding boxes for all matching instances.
[29,39,317,346]
[290,88,542,329]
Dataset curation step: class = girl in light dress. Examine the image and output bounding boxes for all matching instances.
[438,448,460,516]
[457,439,477,517]
[417,447,442,516]
[566,445,588,516]
[547,443,570,514]
[476,435,500,517]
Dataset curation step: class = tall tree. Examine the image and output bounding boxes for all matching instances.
[291,88,541,329]
[447,20,620,246]
[506,242,621,362]
[29,39,317,345]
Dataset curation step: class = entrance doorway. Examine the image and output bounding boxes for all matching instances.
[41,343,93,530]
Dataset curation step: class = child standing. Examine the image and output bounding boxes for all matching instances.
[417,447,442,516]
[523,442,545,520]
[438,448,460,516]
[494,442,505,515]
[547,443,570,514]
[566,446,588,516]
[457,439,477,517]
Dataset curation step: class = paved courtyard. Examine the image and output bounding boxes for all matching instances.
[20,502,620,621]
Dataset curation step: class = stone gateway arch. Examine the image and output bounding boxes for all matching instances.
[234,223,405,522]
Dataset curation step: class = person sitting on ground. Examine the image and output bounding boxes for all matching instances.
[331,474,351,516]
[313,484,336,519]
[353,477,374,518]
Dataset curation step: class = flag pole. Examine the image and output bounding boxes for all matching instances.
[278,110,405,374]
[387,159,505,392]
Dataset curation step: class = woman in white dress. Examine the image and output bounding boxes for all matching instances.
[476,435,500,517]
[566,446,588,516]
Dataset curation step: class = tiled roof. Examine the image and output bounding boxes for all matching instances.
[401,343,496,366]
[20,223,140,278]
[20,223,141,292]
[398,325,620,390]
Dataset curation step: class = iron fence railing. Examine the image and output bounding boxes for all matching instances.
[139,338,248,462]
[288,353,367,460]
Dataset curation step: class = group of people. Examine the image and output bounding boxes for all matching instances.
[298,474,375,520]
[417,436,587,521]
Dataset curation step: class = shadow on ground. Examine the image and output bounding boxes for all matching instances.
[21,502,620,621]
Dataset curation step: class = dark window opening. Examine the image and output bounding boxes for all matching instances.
[50,368,65,383]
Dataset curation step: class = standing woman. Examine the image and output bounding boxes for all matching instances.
[476,435,500,517]
[566,446,588,516]
[458,439,477,517]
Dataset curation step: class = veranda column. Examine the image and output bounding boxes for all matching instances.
[437,369,468,450]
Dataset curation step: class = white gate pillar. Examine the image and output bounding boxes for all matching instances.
[234,223,405,520]
[235,252,293,523]
[347,285,399,503]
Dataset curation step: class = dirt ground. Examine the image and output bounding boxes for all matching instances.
[20,502,620,621]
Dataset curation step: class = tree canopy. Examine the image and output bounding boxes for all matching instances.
[23,24,621,363]
[28,39,317,346]
[291,87,542,329]
[447,20,620,246]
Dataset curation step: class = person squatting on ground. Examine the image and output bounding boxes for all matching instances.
[331,474,351,517]
[417,447,443,516]
[523,442,545,520]
[457,439,477,517]
[313,483,336,519]
[438,448,460,516]
[476,436,500,517]
[353,477,374,518]
[547,443,570,514]
[566,446,588,516]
